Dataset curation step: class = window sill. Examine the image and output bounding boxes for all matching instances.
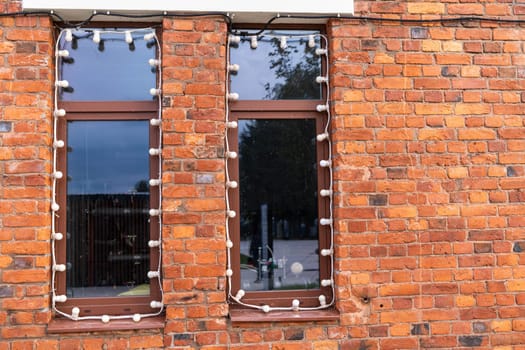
[229,307,339,325]
[47,316,164,333]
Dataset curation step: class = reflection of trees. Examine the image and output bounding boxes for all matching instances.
[134,180,149,193]
[239,119,317,241]
[264,37,320,100]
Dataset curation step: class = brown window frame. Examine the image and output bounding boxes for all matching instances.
[53,24,162,317]
[55,101,161,316]
[227,25,333,308]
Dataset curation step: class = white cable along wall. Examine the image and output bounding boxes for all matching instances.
[51,27,164,322]
[225,32,335,312]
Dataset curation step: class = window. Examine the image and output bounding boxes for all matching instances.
[226,29,335,313]
[51,27,163,320]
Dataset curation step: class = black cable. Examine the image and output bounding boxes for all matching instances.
[230,14,525,36]
[3,9,525,35]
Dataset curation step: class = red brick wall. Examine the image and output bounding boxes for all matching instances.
[0,1,524,349]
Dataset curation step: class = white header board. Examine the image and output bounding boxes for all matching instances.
[23,0,354,23]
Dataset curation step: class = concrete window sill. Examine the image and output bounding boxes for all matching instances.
[47,316,164,333]
[229,307,339,325]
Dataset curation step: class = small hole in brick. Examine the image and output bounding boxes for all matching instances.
[379,304,383,308]
[362,297,370,304]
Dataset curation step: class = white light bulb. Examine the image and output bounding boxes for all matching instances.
[147,271,160,279]
[53,140,65,148]
[262,305,271,313]
[228,92,239,101]
[316,76,328,84]
[144,32,155,41]
[64,29,73,42]
[320,160,331,167]
[280,36,287,49]
[148,240,161,248]
[320,218,332,226]
[229,35,241,44]
[320,189,332,197]
[149,209,161,216]
[226,181,238,189]
[56,50,69,57]
[228,63,240,72]
[150,118,161,126]
[315,48,328,56]
[316,104,328,112]
[226,240,233,248]
[292,299,300,310]
[71,307,80,319]
[321,249,333,256]
[319,295,327,306]
[53,171,63,179]
[226,151,237,159]
[51,202,60,211]
[52,232,63,240]
[250,36,258,49]
[125,31,133,44]
[321,279,333,287]
[226,121,238,129]
[53,264,66,272]
[55,80,69,88]
[149,148,161,156]
[226,269,233,277]
[227,210,236,218]
[133,314,141,322]
[92,30,101,44]
[149,88,161,96]
[150,301,163,308]
[235,289,245,300]
[149,179,161,186]
[316,133,329,142]
[308,35,316,48]
[149,58,160,67]
[54,109,66,118]
[54,295,67,303]
[101,315,110,323]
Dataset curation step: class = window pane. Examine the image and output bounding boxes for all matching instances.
[66,121,150,297]
[230,30,322,100]
[58,29,157,101]
[238,119,319,291]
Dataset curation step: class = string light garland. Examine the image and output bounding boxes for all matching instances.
[224,32,335,313]
[51,27,164,322]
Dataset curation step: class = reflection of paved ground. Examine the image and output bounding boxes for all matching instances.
[239,239,319,291]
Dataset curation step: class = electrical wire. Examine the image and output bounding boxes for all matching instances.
[2,9,525,35]
[51,27,164,322]
[225,32,335,313]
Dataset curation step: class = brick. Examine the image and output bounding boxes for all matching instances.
[407,2,444,14]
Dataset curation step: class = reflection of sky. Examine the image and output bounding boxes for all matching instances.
[67,121,149,194]
[59,30,156,101]
[230,30,321,100]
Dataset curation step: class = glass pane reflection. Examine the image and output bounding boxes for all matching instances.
[238,119,319,291]
[230,30,322,100]
[58,29,157,101]
[66,121,150,297]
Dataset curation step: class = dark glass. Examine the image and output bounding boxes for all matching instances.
[66,121,150,297]
[238,119,319,291]
[230,30,322,100]
[58,29,157,101]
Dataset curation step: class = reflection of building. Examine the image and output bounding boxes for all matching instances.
[67,194,149,297]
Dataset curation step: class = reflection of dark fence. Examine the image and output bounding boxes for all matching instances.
[66,194,150,292]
